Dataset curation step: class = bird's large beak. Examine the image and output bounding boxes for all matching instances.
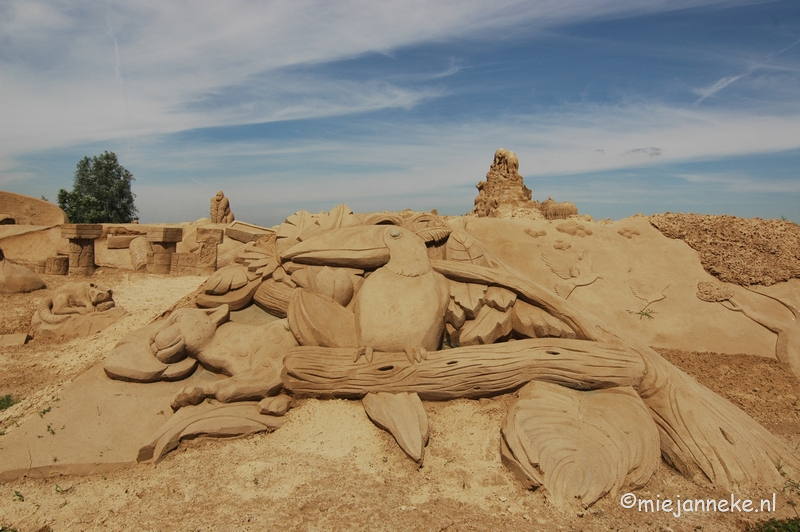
[281,225,391,269]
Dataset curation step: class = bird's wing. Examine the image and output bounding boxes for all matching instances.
[629,280,649,302]
[630,281,669,303]
[573,250,593,278]
[553,282,576,299]
[541,251,577,280]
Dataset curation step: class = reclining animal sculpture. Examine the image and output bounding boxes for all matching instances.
[32,281,124,339]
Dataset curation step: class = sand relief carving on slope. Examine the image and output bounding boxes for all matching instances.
[524,228,546,238]
[697,281,800,379]
[96,204,800,508]
[555,220,592,237]
[541,249,602,300]
[617,227,640,239]
[627,280,669,318]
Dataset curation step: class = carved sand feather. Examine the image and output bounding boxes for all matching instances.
[458,305,512,345]
[501,381,660,508]
[276,210,319,255]
[204,264,249,295]
[415,226,452,245]
[362,392,429,464]
[316,203,361,232]
[362,213,404,226]
[138,402,284,463]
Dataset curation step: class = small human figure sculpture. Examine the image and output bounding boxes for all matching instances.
[210,191,235,224]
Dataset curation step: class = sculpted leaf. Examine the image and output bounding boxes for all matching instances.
[316,203,361,232]
[501,381,660,508]
[204,264,249,295]
[458,305,512,346]
[445,229,487,265]
[362,392,429,464]
[276,210,316,255]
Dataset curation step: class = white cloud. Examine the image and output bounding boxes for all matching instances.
[0,0,764,168]
[104,100,800,223]
[4,0,798,223]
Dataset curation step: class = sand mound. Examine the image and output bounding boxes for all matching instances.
[649,213,800,286]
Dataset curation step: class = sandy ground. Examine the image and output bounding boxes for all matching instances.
[1,217,800,531]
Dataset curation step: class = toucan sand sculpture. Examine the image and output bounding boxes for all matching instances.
[104,204,799,508]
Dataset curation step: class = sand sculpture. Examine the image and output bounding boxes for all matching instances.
[628,280,669,315]
[210,190,235,224]
[62,224,102,276]
[472,148,535,217]
[540,197,579,220]
[0,190,69,225]
[0,247,46,294]
[31,281,125,339]
[697,281,800,379]
[471,150,578,220]
[541,249,601,299]
[95,204,800,508]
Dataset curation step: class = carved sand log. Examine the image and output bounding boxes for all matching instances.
[283,338,646,400]
[501,381,660,508]
[431,258,800,488]
[129,237,152,271]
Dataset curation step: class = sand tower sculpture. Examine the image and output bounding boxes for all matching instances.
[471,149,577,220]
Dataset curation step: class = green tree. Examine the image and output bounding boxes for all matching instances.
[57,151,138,223]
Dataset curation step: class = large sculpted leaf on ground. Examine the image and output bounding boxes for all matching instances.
[501,381,660,508]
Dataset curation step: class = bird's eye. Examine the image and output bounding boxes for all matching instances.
[389,228,401,239]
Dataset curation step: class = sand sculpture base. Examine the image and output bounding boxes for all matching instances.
[2,205,799,512]
[0,365,282,481]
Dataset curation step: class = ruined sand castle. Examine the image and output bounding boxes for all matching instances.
[470,148,578,220]
[1,159,800,512]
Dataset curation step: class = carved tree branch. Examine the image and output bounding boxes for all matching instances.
[283,338,645,400]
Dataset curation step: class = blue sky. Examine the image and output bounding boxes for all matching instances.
[1,0,799,225]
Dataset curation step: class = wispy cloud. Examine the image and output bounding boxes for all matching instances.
[2,0,799,223]
[691,36,800,106]
[0,1,769,164]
